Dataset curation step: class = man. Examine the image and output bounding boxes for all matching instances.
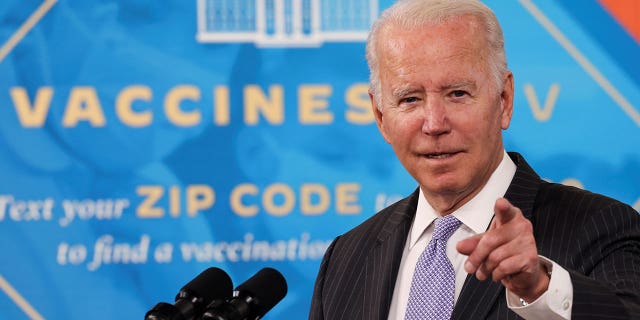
[309,0,640,319]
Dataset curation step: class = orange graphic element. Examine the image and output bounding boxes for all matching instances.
[0,0,58,63]
[0,275,45,320]
[598,0,640,44]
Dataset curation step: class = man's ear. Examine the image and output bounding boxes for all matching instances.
[500,71,514,130]
[369,90,391,143]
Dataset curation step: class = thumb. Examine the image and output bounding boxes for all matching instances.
[456,233,482,256]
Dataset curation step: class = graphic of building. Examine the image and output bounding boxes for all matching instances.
[196,0,378,47]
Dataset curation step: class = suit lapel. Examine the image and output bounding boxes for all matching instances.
[452,152,542,319]
[362,189,418,320]
[452,275,505,319]
[501,152,541,220]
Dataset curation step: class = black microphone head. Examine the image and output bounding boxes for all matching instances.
[235,267,288,317]
[178,267,233,304]
[146,267,233,320]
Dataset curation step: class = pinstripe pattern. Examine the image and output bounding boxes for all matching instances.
[310,189,416,320]
[309,153,640,319]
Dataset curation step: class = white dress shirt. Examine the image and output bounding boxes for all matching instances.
[387,151,572,320]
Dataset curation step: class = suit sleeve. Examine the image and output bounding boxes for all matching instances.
[568,202,640,319]
[309,236,339,320]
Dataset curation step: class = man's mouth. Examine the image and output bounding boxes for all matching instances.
[425,152,458,159]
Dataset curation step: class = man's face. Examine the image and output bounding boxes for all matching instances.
[371,16,514,214]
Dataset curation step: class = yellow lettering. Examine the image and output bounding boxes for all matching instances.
[116,85,152,127]
[136,186,164,218]
[336,183,361,214]
[186,185,215,216]
[244,85,284,125]
[299,85,333,124]
[300,184,330,215]
[165,85,201,126]
[230,184,259,217]
[169,186,180,217]
[345,83,374,124]
[214,85,230,125]
[263,183,294,216]
[10,86,53,127]
[524,83,561,122]
[62,87,106,127]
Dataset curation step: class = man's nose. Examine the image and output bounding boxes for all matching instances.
[421,98,451,136]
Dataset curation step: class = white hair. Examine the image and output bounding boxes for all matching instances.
[365,0,508,108]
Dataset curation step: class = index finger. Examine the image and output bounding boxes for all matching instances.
[492,198,519,227]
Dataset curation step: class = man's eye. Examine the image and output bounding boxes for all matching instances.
[451,90,468,98]
[402,97,418,103]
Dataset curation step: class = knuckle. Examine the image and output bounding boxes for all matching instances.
[469,247,488,265]
[493,264,508,280]
[467,253,481,265]
[492,268,503,281]
[487,250,504,266]
[519,219,533,233]
[483,233,500,247]
[483,258,495,271]
[526,255,539,267]
[497,261,508,273]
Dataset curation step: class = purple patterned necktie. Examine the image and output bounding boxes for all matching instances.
[404,215,462,320]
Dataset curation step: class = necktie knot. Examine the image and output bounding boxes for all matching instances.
[432,215,462,241]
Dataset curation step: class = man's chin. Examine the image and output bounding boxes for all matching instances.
[419,181,465,198]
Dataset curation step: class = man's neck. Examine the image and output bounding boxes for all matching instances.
[422,151,515,216]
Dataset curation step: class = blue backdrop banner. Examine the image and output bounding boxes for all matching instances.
[0,0,638,319]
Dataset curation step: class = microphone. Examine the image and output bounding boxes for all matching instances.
[145,267,233,320]
[200,268,288,320]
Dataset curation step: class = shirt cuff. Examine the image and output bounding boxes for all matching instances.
[506,255,573,320]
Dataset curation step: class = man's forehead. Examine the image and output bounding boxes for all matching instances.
[377,20,489,71]
[380,13,482,34]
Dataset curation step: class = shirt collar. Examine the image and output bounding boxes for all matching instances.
[409,151,517,249]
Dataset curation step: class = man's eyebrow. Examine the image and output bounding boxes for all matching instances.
[442,81,476,90]
[392,87,419,98]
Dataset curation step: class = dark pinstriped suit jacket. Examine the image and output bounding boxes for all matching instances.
[309,152,640,319]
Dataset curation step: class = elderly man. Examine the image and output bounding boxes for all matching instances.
[309,0,640,319]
